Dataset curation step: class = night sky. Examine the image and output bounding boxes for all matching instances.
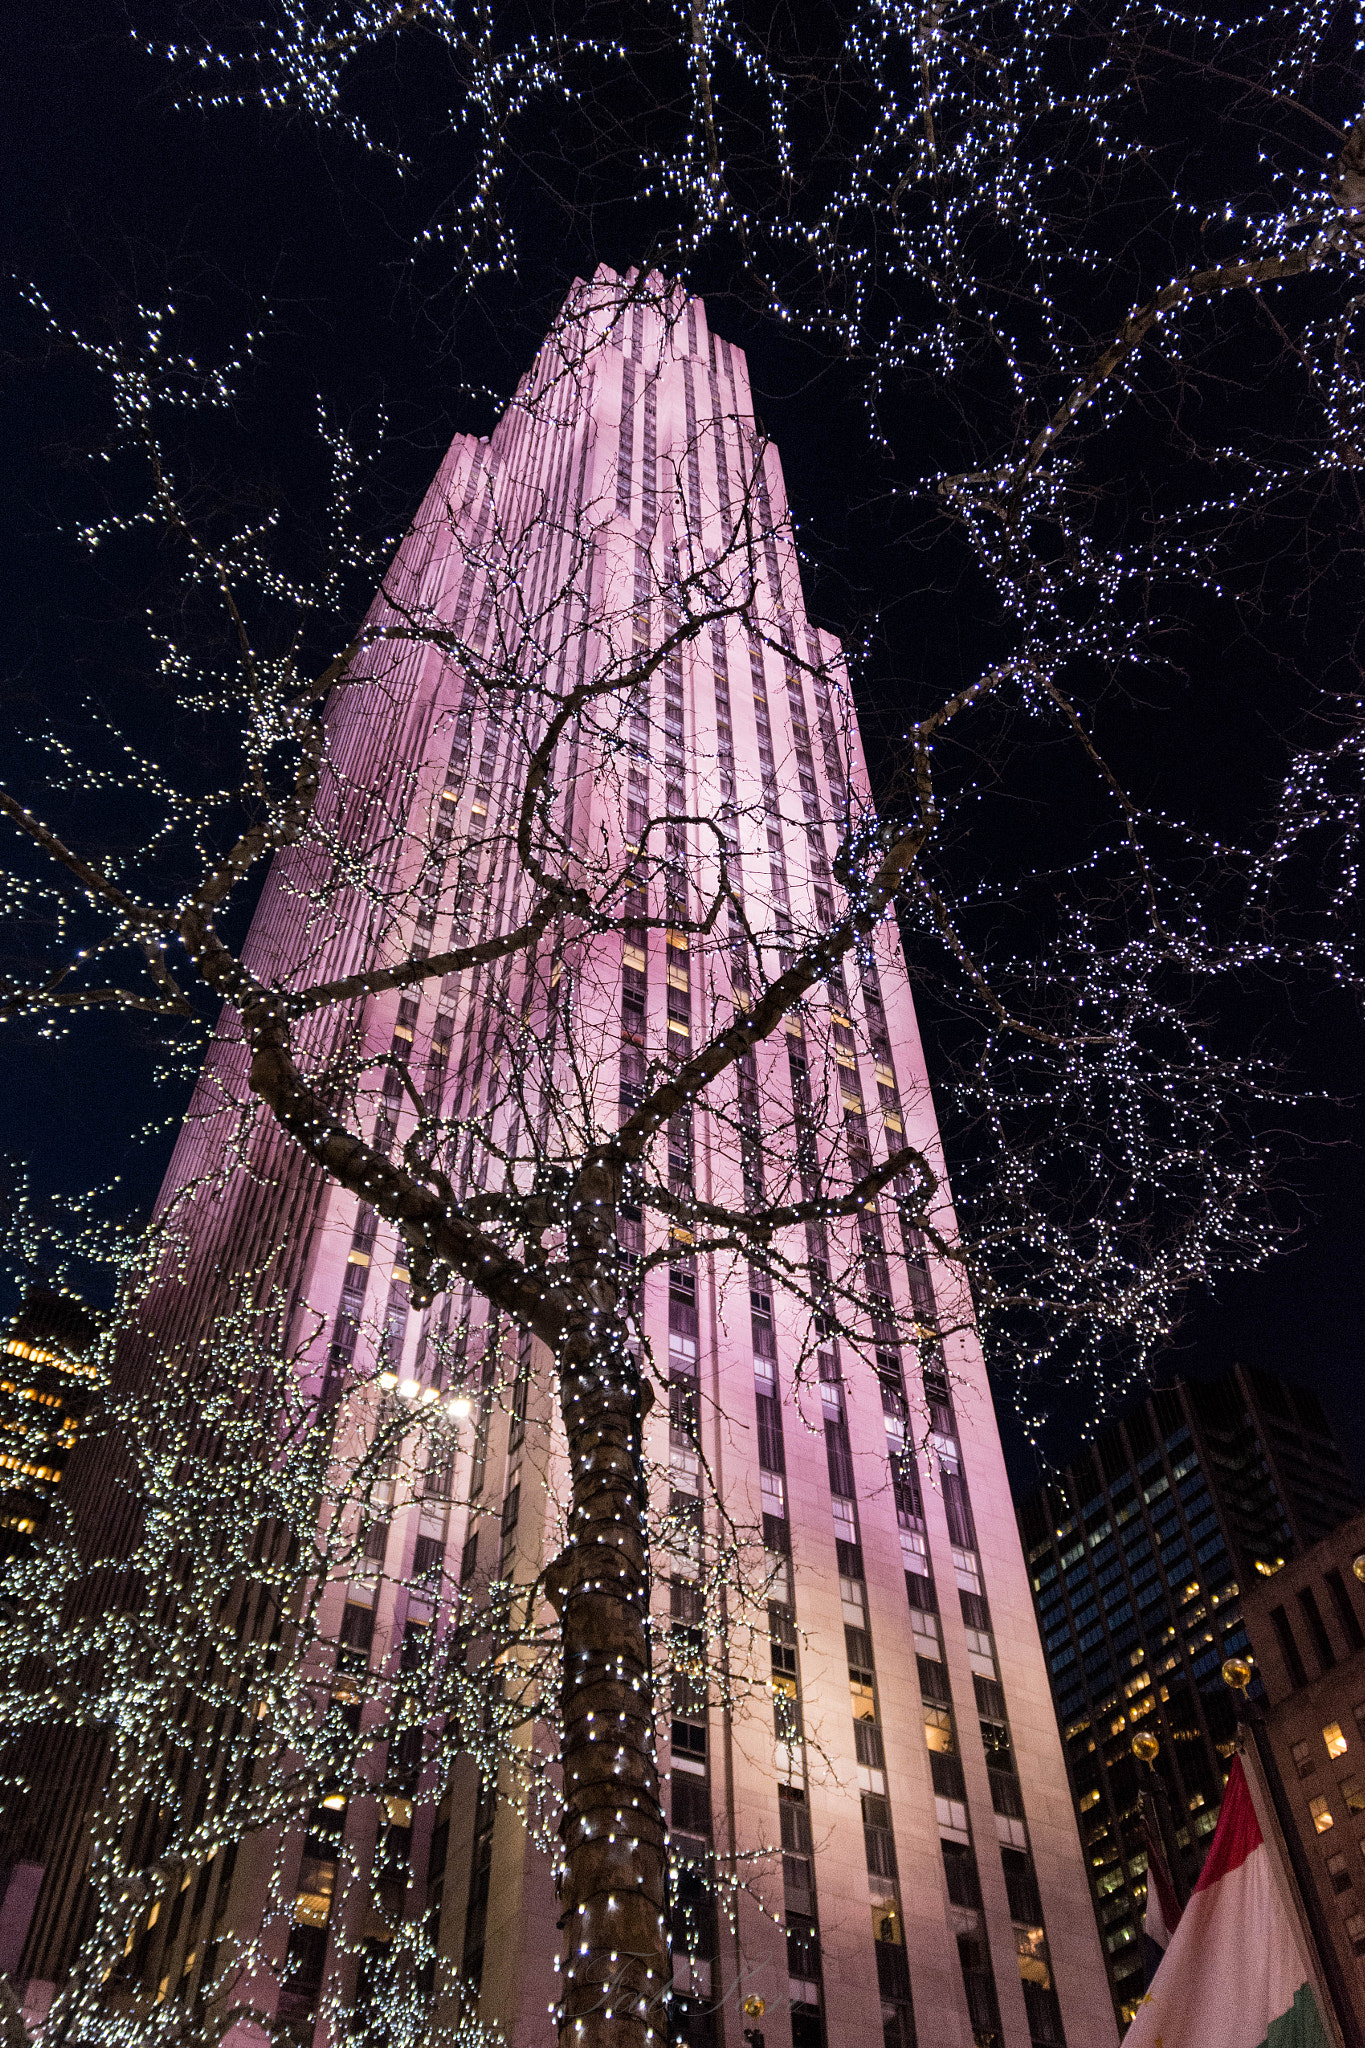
[3,2,1362,1497]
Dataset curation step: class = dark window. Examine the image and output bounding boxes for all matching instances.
[942,1840,981,1908]
[785,1913,820,1980]
[400,1618,430,1673]
[974,1674,1007,1718]
[671,1577,703,1623]
[905,1570,936,1613]
[918,1655,951,1704]
[845,1625,875,1672]
[931,1750,966,1799]
[826,1417,855,1498]
[672,1775,711,1834]
[1001,1846,1042,1922]
[424,1441,455,1499]
[875,1941,911,2003]
[670,1377,700,1443]
[1298,1587,1336,1671]
[855,1720,886,1768]
[1326,1571,1365,1654]
[942,1471,976,1549]
[460,1530,479,1584]
[960,1589,990,1632]
[509,1353,530,1449]
[339,1600,374,1652]
[989,1769,1025,1818]
[1270,1605,1309,1689]
[864,1815,898,1877]
[780,1787,813,1853]
[1022,1978,1065,2045]
[756,1391,785,1472]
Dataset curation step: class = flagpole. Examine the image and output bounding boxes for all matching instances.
[1131,1736,1191,1909]
[1224,1660,1361,2048]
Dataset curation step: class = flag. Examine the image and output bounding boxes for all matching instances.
[1123,1755,1331,2048]
[1140,1794,1182,1985]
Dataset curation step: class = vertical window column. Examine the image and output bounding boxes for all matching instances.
[751,1273,787,1545]
[666,1250,702,1566]
[615,357,635,519]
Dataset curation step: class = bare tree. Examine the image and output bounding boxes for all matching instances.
[4,1,1365,2041]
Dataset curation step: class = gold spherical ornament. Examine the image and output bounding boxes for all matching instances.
[1352,1552,1365,1585]
[743,1997,767,2019]
[1222,1655,1254,1692]
[1131,1730,1160,1763]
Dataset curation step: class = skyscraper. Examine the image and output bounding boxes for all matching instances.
[1016,1368,1361,2023]
[5,272,1112,2048]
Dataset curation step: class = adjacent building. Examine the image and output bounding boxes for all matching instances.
[1017,1367,1361,2022]
[1241,1505,1365,2026]
[3,273,1114,2048]
[0,1288,98,1556]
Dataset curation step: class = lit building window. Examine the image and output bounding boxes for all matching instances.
[1309,1796,1334,1834]
[1324,1723,1348,1759]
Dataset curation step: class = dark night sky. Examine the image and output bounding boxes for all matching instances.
[3,3,1362,1498]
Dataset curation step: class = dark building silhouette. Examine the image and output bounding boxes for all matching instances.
[1016,1366,1361,2023]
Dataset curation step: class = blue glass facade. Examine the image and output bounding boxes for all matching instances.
[1017,1367,1360,2022]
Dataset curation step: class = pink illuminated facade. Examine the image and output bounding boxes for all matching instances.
[8,273,1113,2048]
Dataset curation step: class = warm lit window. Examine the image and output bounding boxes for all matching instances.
[1079,1788,1100,1811]
[1309,1795,1334,1833]
[1292,1741,1316,1780]
[1343,1779,1365,1816]
[1324,1723,1349,1759]
[924,1707,955,1754]
[1326,1853,1353,1895]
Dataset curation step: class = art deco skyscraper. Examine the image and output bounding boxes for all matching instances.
[5,272,1113,2048]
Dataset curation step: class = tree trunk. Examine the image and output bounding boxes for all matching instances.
[549,1280,667,2048]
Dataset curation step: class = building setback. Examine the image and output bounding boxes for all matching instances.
[2,272,1113,2048]
[1016,1367,1361,2023]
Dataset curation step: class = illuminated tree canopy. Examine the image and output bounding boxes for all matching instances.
[0,3,1362,2044]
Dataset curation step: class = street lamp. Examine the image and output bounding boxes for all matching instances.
[1222,1654,1253,1693]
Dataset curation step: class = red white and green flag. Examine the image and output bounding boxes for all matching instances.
[1124,1755,1332,2048]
